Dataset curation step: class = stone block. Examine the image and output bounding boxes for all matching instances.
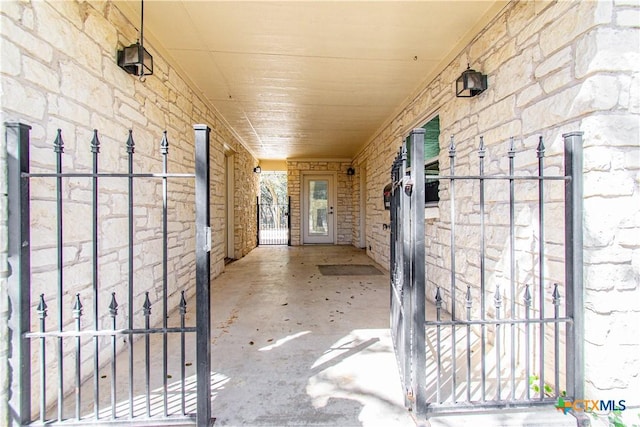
[83,5,118,52]
[577,74,621,111]
[33,2,102,70]
[45,0,83,30]
[521,86,580,134]
[616,7,640,26]
[0,14,53,63]
[0,77,47,120]
[0,38,21,76]
[493,51,534,100]
[538,1,610,57]
[118,102,147,127]
[584,171,636,199]
[581,114,640,148]
[469,12,508,62]
[576,28,640,77]
[541,67,574,95]
[60,60,113,115]
[515,82,543,109]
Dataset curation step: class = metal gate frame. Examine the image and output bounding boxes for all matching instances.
[257,196,290,246]
[389,128,427,412]
[6,123,212,426]
[389,128,584,419]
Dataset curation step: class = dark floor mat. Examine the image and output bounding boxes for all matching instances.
[317,264,384,276]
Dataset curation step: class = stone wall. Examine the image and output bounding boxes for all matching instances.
[0,0,257,421]
[234,151,260,258]
[287,160,353,246]
[354,0,639,403]
[0,118,9,424]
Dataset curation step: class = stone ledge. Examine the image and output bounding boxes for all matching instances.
[422,406,578,427]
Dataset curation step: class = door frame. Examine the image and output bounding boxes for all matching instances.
[359,164,367,249]
[224,149,235,259]
[301,171,337,244]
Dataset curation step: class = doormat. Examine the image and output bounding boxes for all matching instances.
[317,264,384,276]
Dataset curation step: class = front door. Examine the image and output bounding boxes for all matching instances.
[302,174,335,244]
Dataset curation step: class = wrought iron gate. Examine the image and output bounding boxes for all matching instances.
[389,128,584,418]
[257,197,290,245]
[6,123,212,426]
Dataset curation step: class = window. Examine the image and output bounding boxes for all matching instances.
[405,115,440,204]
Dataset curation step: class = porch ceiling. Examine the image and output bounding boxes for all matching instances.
[114,1,505,160]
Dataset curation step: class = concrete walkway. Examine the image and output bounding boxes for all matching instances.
[73,245,575,426]
[209,245,416,427]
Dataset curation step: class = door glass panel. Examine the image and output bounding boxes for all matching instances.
[308,179,328,236]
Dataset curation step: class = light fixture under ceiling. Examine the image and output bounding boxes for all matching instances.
[455,65,487,98]
[117,0,153,79]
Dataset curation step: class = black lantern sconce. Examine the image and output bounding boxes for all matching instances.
[118,0,153,79]
[253,166,262,174]
[456,65,487,97]
[347,167,355,176]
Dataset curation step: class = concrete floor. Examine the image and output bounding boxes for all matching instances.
[66,244,579,426]
[209,245,415,427]
[208,246,577,427]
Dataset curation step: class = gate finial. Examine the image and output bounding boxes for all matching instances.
[109,292,119,317]
[179,290,187,315]
[53,129,64,153]
[435,287,443,309]
[126,130,135,154]
[465,286,472,309]
[37,293,48,319]
[552,283,561,306]
[508,136,516,158]
[536,136,545,158]
[90,129,100,154]
[478,136,486,158]
[143,291,152,316]
[72,293,83,318]
[448,135,456,158]
[160,130,169,155]
[523,285,532,307]
[494,285,502,309]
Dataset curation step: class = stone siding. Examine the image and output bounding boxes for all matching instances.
[0,0,257,420]
[354,0,639,402]
[287,160,353,246]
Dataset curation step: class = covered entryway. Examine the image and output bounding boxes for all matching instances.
[2,1,637,426]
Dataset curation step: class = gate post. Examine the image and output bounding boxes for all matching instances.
[194,124,212,427]
[5,122,32,425]
[287,196,291,246]
[408,128,427,417]
[563,132,584,405]
[400,145,412,406]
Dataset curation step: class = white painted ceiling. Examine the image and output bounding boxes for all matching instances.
[115,1,504,160]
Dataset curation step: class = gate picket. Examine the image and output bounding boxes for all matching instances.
[388,130,584,418]
[6,123,212,426]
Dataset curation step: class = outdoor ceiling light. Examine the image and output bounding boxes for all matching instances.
[253,166,262,173]
[117,0,153,79]
[456,65,487,97]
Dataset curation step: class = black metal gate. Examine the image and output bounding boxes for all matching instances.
[6,123,212,426]
[389,128,584,419]
[389,129,427,411]
[257,197,290,245]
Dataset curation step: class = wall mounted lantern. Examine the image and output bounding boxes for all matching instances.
[455,65,487,97]
[253,166,262,173]
[347,167,355,176]
[118,0,153,79]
